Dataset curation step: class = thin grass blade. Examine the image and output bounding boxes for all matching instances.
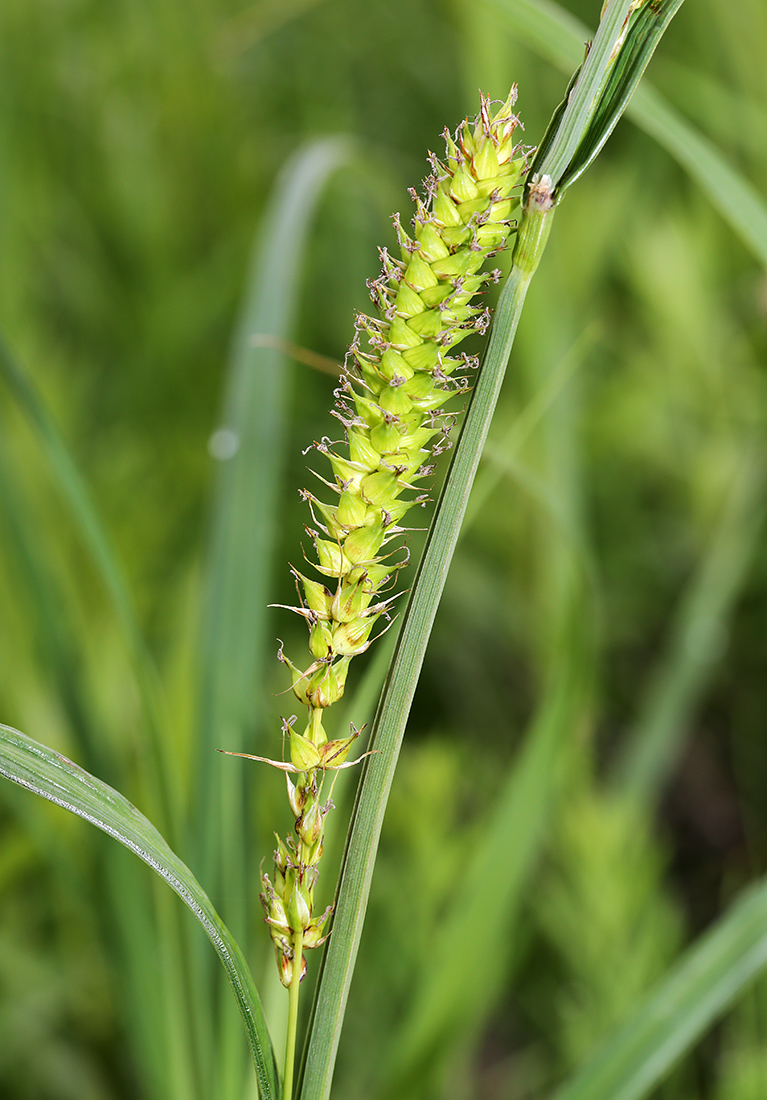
[485,0,767,267]
[627,82,767,268]
[551,877,767,1100]
[195,136,352,1098]
[0,336,177,833]
[613,453,766,802]
[196,136,353,881]
[382,663,583,1096]
[0,722,280,1100]
[199,136,354,764]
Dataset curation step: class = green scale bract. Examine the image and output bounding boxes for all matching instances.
[262,88,527,986]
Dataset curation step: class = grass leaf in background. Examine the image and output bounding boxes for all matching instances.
[614,453,767,803]
[382,664,583,1097]
[198,135,353,811]
[552,878,767,1100]
[0,337,177,832]
[195,136,352,1097]
[0,723,279,1100]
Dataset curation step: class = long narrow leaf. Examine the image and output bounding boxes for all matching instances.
[0,336,178,834]
[196,135,352,1098]
[613,453,766,802]
[196,135,352,897]
[486,0,767,267]
[0,723,280,1100]
[199,136,353,779]
[552,877,767,1100]
[383,664,581,1096]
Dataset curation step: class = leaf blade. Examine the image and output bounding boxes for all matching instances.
[195,138,353,1096]
[0,722,280,1100]
[552,878,767,1100]
[486,0,767,267]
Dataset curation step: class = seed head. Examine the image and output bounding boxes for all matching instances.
[250,88,529,985]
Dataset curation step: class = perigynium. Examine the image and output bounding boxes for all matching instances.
[225,86,530,1096]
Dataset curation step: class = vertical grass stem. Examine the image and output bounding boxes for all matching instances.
[284,929,305,1100]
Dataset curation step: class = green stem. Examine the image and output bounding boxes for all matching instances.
[284,928,305,1100]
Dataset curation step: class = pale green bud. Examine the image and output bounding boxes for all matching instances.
[388,316,423,350]
[396,424,438,453]
[407,309,443,339]
[274,834,291,874]
[402,251,439,291]
[430,248,478,280]
[456,196,489,220]
[440,225,472,250]
[309,620,333,659]
[403,373,443,407]
[290,729,322,771]
[433,186,462,227]
[379,385,413,417]
[418,284,453,309]
[287,881,312,931]
[319,728,360,768]
[286,776,306,818]
[337,489,368,528]
[311,497,342,538]
[449,163,479,202]
[332,617,374,656]
[325,452,365,492]
[332,577,372,623]
[304,904,333,948]
[472,138,500,179]
[379,347,415,381]
[350,562,391,588]
[293,570,332,618]
[277,948,307,989]
[343,523,385,564]
[348,431,381,470]
[414,222,450,262]
[402,341,440,371]
[298,800,323,846]
[305,660,349,708]
[394,280,426,317]
[314,538,351,578]
[280,650,314,705]
[383,497,416,525]
[370,420,403,453]
[476,223,507,249]
[352,391,385,428]
[361,470,398,506]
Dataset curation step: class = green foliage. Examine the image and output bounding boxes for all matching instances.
[0,723,279,1100]
[1,0,766,1098]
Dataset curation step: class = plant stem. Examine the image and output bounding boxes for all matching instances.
[284,928,305,1100]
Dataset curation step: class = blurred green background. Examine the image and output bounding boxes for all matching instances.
[1,0,766,1097]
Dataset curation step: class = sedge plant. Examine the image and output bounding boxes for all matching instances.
[10,3,751,1100]
[222,89,530,1096]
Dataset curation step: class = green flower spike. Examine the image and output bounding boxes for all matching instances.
[225,86,529,1099]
